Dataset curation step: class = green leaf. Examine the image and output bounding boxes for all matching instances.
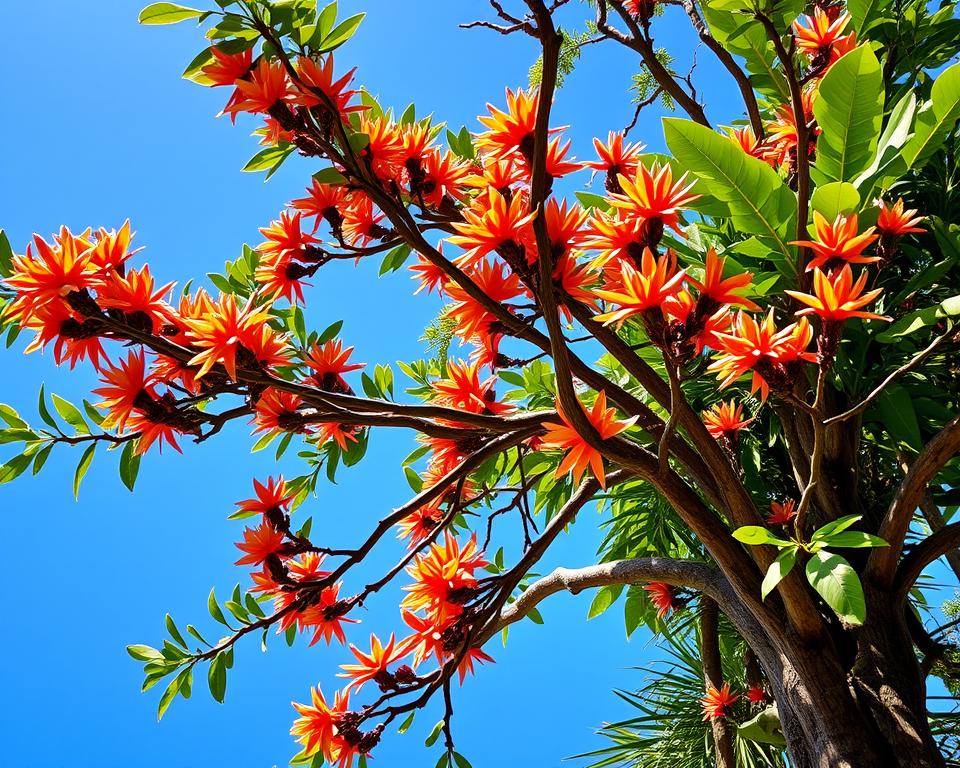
[0,229,14,277]
[312,167,347,185]
[157,674,180,720]
[318,12,364,52]
[127,644,164,662]
[811,182,860,221]
[318,320,343,344]
[397,711,416,734]
[207,588,231,627]
[812,45,883,183]
[208,652,227,703]
[805,551,866,625]
[73,443,96,499]
[732,525,791,547]
[166,615,188,648]
[818,531,888,549]
[663,118,796,271]
[588,584,623,619]
[242,144,293,175]
[52,394,90,435]
[139,2,204,24]
[761,546,798,599]
[119,439,142,491]
[424,720,444,747]
[0,454,32,484]
[452,753,473,768]
[874,385,922,451]
[811,514,862,540]
[902,62,960,170]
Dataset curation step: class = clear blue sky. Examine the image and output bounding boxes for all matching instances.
[0,2,907,767]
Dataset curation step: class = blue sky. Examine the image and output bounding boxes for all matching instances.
[6,2,950,768]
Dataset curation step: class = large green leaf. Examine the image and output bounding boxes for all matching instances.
[902,62,960,171]
[811,182,860,220]
[139,2,203,24]
[847,0,892,35]
[813,45,884,183]
[805,551,866,625]
[664,118,796,270]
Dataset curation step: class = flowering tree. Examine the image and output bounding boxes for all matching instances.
[2,0,960,766]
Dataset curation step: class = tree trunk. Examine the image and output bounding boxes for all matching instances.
[750,593,946,768]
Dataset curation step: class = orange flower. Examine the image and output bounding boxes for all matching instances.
[585,131,644,179]
[539,136,582,180]
[399,611,494,683]
[202,46,253,86]
[702,682,739,720]
[793,8,853,58]
[727,126,765,158]
[416,149,470,208]
[93,349,154,432]
[545,198,590,254]
[299,582,357,646]
[292,55,361,115]
[593,249,686,326]
[234,521,286,566]
[765,90,819,168]
[396,506,445,547]
[409,251,448,295]
[402,534,487,620]
[687,249,760,311]
[708,310,816,399]
[291,179,351,230]
[476,87,544,160]
[96,265,175,333]
[448,187,536,266]
[463,157,526,192]
[702,400,754,439]
[541,391,637,488]
[768,499,797,526]
[183,294,288,381]
[444,260,524,341]
[255,253,312,305]
[258,210,318,261]
[611,162,699,232]
[586,210,650,269]
[792,212,879,271]
[355,114,406,181]
[644,582,674,619]
[291,686,351,763]
[87,221,138,272]
[304,339,363,393]
[876,198,924,237]
[235,476,294,518]
[785,265,888,322]
[338,633,409,693]
[340,196,388,247]
[432,358,512,415]
[7,228,97,323]
[22,300,107,370]
[315,421,359,451]
[252,389,309,435]
[223,57,292,117]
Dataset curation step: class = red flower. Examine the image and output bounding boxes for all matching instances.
[223,58,292,117]
[747,683,767,704]
[304,339,364,393]
[702,682,739,720]
[22,300,107,371]
[768,499,797,526]
[235,521,286,566]
[291,686,351,763]
[258,210,319,261]
[293,55,361,116]
[7,228,97,323]
[644,582,675,619]
[432,358,512,415]
[299,582,357,646]
[702,400,754,440]
[876,198,924,237]
[585,131,644,178]
[235,476,294,518]
[338,633,409,692]
[96,265,175,333]
[541,391,638,488]
[476,87,544,160]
